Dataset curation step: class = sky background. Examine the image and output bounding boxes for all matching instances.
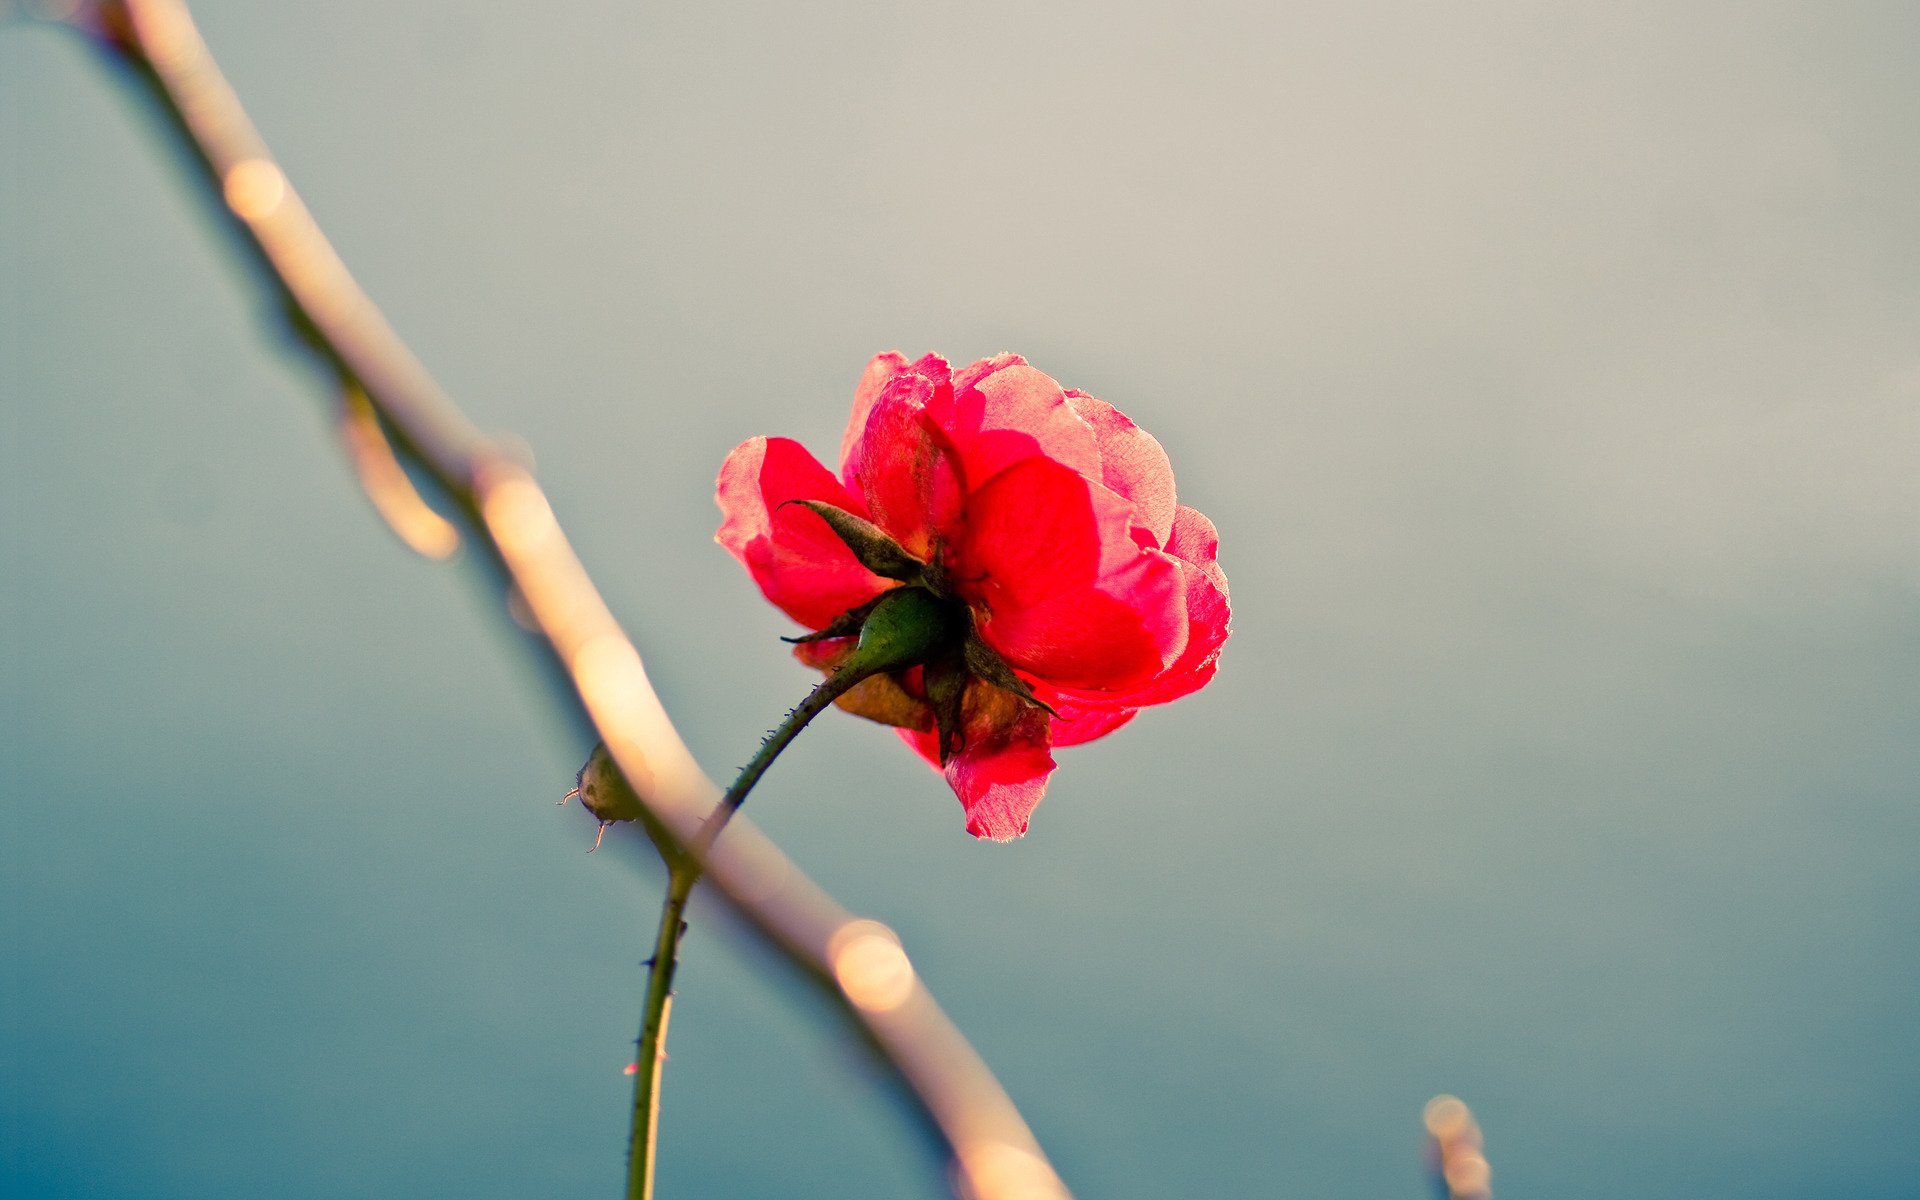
[4,2,1919,1197]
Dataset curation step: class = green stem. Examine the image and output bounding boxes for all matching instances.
[624,664,870,1200]
[626,863,695,1200]
[699,666,870,850]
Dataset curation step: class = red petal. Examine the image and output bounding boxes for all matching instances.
[838,352,909,487]
[1122,505,1230,703]
[896,723,943,770]
[715,437,892,630]
[789,636,853,672]
[899,701,1055,841]
[950,351,1026,394]
[981,577,1185,692]
[1165,504,1227,596]
[950,731,1054,840]
[847,372,962,559]
[1043,693,1139,747]
[890,679,1059,837]
[1064,390,1177,548]
[1048,505,1231,710]
[958,458,1134,606]
[840,352,950,491]
[959,457,1186,690]
[926,358,1101,491]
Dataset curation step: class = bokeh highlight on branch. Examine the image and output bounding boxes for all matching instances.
[1424,1094,1493,1200]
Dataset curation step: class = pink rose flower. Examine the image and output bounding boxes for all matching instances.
[715,353,1230,840]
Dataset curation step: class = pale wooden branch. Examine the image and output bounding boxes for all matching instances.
[77,3,1072,1196]
[1425,1095,1493,1200]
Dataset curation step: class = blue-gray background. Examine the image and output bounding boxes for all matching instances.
[5,3,1918,1197]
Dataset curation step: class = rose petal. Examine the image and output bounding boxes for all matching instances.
[715,437,892,630]
[838,352,908,486]
[1160,506,1231,700]
[1121,506,1231,703]
[959,457,1186,690]
[957,458,1135,605]
[1164,503,1227,594]
[1047,505,1230,710]
[926,358,1101,490]
[950,352,1025,394]
[982,578,1185,692]
[848,373,962,559]
[948,725,1054,841]
[789,637,852,672]
[1064,389,1177,548]
[1143,558,1230,701]
[898,685,1056,841]
[1061,566,1227,709]
[1043,694,1139,747]
[840,352,950,491]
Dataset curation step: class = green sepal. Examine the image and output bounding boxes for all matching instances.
[838,586,967,676]
[964,631,1056,716]
[782,500,926,582]
[922,646,970,764]
[782,592,886,645]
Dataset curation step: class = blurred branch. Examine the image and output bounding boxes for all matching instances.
[1424,1095,1492,1200]
[76,2,1071,1196]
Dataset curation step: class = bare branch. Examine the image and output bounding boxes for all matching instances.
[80,3,1071,1196]
[1425,1095,1493,1200]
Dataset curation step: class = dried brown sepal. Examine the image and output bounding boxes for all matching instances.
[833,672,935,732]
